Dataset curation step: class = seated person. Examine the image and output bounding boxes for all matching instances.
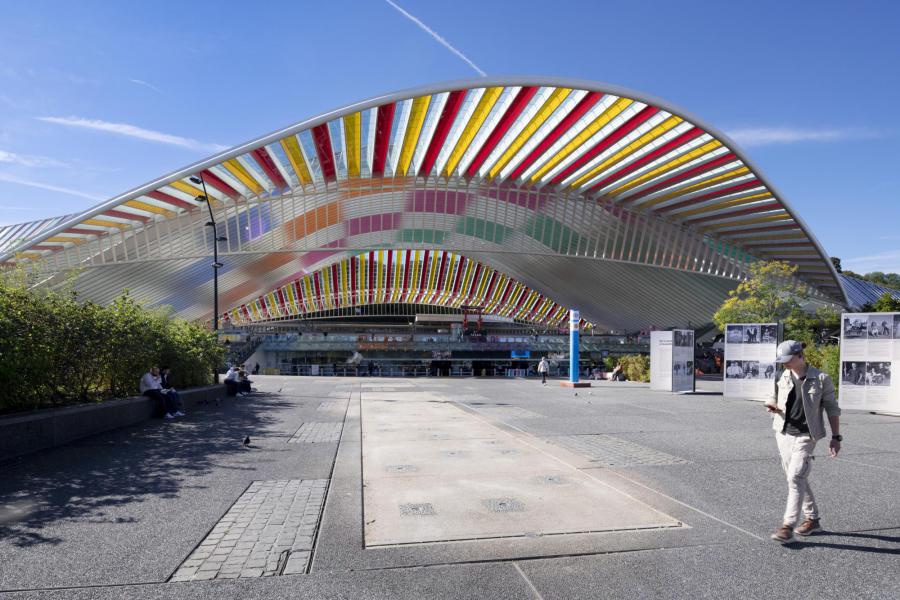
[224,365,240,396]
[610,364,627,381]
[160,366,185,416]
[140,366,178,419]
[238,368,253,395]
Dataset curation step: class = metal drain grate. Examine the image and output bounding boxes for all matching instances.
[399,503,435,516]
[551,435,689,467]
[483,498,525,513]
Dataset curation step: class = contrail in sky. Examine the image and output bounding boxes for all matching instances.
[384,0,487,77]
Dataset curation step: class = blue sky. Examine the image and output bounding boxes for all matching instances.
[1,0,898,272]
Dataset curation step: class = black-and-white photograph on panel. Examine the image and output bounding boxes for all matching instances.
[868,316,892,339]
[726,325,744,344]
[866,362,891,386]
[894,314,900,339]
[743,325,760,344]
[726,360,743,379]
[760,362,775,379]
[742,360,760,379]
[844,315,868,339]
[842,361,866,386]
[760,325,777,344]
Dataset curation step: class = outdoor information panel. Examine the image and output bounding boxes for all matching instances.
[839,312,900,415]
[724,323,778,402]
[650,330,695,393]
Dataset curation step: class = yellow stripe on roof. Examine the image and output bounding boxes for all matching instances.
[169,180,206,201]
[223,159,264,195]
[397,96,431,176]
[344,112,361,178]
[125,199,175,217]
[444,87,503,176]
[570,115,683,189]
[702,213,791,230]
[639,166,751,209]
[84,218,127,229]
[488,87,572,179]
[675,192,773,218]
[610,139,722,196]
[45,236,85,244]
[280,136,312,185]
[530,97,633,183]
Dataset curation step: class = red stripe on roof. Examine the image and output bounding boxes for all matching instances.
[200,170,241,199]
[251,148,288,190]
[372,103,395,176]
[465,86,539,178]
[507,91,603,181]
[550,105,660,186]
[103,209,150,222]
[622,153,739,204]
[311,124,336,181]
[661,180,762,213]
[419,90,467,177]
[402,250,412,302]
[146,190,197,211]
[587,127,705,193]
[331,264,340,308]
[64,227,105,235]
[689,203,783,225]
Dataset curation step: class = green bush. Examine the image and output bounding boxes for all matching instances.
[0,273,224,415]
[618,354,650,382]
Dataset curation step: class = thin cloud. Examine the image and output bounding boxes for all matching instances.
[384,0,487,77]
[726,127,880,147]
[37,116,229,153]
[129,78,164,94]
[844,250,900,274]
[0,172,105,201]
[0,150,71,169]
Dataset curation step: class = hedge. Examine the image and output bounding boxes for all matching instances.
[0,274,224,415]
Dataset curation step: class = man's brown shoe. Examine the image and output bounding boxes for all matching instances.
[794,518,821,536]
[770,524,793,542]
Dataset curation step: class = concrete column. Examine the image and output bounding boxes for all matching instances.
[569,309,579,384]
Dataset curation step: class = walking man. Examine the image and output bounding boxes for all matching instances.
[766,340,841,542]
[538,356,549,385]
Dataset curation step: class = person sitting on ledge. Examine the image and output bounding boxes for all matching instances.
[160,366,185,416]
[223,365,240,396]
[140,366,178,419]
[238,367,253,396]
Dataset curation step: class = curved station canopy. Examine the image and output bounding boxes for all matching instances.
[0,77,847,330]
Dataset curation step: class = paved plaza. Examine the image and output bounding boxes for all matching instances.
[1,376,898,599]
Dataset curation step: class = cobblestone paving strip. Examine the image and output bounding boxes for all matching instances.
[550,435,689,467]
[170,479,327,581]
[317,400,347,411]
[288,422,343,443]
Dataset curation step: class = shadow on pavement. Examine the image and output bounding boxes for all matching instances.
[785,530,900,555]
[0,393,291,548]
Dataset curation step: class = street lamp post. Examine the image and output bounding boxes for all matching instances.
[190,174,226,384]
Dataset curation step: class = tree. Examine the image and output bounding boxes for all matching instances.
[830,256,842,273]
[712,261,806,331]
[873,292,900,313]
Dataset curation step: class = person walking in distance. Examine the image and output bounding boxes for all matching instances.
[766,340,841,542]
[538,356,550,385]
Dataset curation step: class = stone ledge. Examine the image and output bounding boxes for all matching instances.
[0,384,226,463]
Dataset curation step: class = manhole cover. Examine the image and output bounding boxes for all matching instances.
[483,498,525,513]
[386,464,418,473]
[534,475,567,485]
[400,503,435,516]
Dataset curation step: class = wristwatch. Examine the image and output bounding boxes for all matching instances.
[831,435,843,442]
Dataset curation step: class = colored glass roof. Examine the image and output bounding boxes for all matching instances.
[0,77,848,326]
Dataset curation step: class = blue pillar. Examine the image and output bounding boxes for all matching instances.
[569,309,580,383]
